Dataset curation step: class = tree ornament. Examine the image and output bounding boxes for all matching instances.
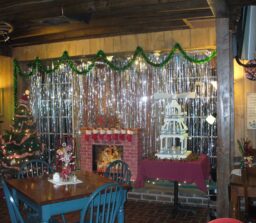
[10,159,16,165]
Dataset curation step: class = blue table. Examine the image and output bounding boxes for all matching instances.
[6,171,128,223]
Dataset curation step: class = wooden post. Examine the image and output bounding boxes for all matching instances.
[216,17,234,217]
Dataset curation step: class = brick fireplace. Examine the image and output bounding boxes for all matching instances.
[79,128,142,182]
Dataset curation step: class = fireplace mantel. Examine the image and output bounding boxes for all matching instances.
[79,128,142,183]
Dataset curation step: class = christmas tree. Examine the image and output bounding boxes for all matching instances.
[0,90,42,171]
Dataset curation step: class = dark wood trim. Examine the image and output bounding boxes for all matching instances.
[0,0,209,21]
[207,0,228,17]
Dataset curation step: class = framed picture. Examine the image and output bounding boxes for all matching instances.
[0,88,3,117]
[247,93,256,129]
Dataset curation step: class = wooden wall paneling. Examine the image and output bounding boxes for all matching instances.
[77,39,90,56]
[112,36,122,54]
[0,56,13,132]
[191,28,211,49]
[89,38,105,55]
[120,34,138,53]
[12,28,216,61]
[149,32,165,50]
[209,28,216,48]
[234,60,246,156]
[136,33,150,51]
[163,31,173,49]
[216,18,233,217]
[103,37,114,54]
[170,29,191,49]
[234,58,256,154]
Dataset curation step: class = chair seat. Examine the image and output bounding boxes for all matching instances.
[208,218,242,223]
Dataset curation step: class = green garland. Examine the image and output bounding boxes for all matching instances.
[14,43,216,76]
[13,43,216,111]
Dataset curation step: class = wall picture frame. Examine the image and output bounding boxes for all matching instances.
[247,92,256,129]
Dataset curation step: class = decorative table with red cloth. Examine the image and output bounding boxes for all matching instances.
[135,154,210,192]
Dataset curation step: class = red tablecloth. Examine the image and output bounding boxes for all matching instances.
[135,154,210,192]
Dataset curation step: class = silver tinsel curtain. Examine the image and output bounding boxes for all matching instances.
[28,51,217,162]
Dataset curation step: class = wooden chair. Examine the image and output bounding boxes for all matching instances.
[2,179,60,223]
[1,179,36,223]
[18,159,53,179]
[104,160,131,185]
[79,183,125,223]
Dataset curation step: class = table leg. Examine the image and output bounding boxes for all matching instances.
[230,187,239,219]
[40,206,51,223]
[173,181,179,209]
[172,181,196,215]
[172,181,180,214]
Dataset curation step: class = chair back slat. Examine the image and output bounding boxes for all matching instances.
[18,159,53,179]
[80,183,124,223]
[1,179,24,223]
[104,160,131,185]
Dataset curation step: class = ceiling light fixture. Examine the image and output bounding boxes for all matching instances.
[0,21,13,43]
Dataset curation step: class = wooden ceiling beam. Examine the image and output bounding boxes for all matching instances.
[207,0,229,17]
[11,9,212,39]
[0,0,220,47]
[0,0,210,23]
[9,22,188,47]
[12,19,187,39]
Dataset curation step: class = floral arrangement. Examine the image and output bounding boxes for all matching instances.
[237,138,255,168]
[56,143,75,180]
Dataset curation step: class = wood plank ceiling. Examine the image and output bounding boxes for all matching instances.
[0,0,254,47]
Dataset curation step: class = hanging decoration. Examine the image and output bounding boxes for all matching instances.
[245,60,256,80]
[14,43,216,77]
[13,43,216,112]
[29,65,83,163]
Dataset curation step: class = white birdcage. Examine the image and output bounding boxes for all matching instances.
[156,99,191,160]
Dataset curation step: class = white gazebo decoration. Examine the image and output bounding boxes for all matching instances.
[154,92,195,160]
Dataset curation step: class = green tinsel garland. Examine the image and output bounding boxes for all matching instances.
[13,43,216,111]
